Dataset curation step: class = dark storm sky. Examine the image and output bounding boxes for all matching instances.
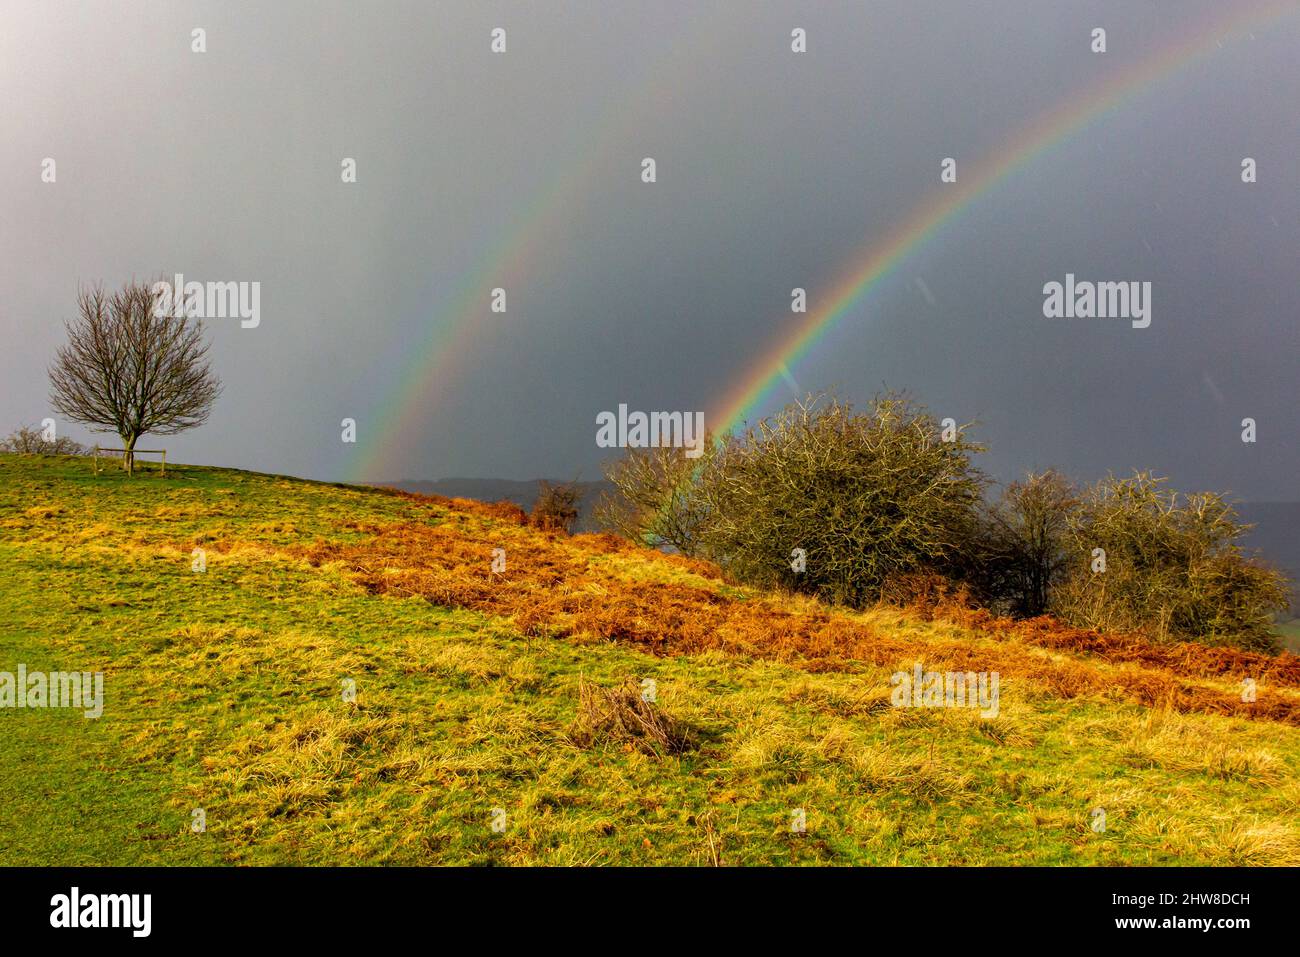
[1,0,1296,499]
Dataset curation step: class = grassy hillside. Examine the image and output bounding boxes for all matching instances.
[2,454,1299,866]
[384,478,612,532]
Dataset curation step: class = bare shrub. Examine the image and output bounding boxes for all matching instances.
[530,480,581,534]
[1052,472,1289,652]
[971,470,1078,616]
[698,393,987,608]
[595,442,712,555]
[0,424,87,456]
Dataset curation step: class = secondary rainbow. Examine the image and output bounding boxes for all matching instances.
[709,2,1295,437]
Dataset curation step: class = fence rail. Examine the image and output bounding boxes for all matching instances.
[92,445,166,476]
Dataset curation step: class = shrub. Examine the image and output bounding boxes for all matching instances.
[595,443,712,555]
[697,393,987,608]
[970,470,1077,617]
[0,424,87,456]
[530,480,581,534]
[1052,472,1289,651]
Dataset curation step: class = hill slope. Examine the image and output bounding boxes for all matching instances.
[2,455,1298,865]
[382,478,612,531]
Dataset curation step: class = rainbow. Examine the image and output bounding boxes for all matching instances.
[709,2,1295,437]
[348,11,726,483]
[345,177,576,483]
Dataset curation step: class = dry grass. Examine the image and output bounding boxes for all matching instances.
[298,511,1300,727]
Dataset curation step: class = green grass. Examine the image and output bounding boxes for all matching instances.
[2,454,1298,865]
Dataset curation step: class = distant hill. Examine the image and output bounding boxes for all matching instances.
[381,478,614,532]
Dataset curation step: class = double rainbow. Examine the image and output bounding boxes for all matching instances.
[351,3,1294,480]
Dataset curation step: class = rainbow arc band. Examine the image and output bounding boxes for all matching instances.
[707,2,1294,439]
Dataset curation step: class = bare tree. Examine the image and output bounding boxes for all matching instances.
[49,280,221,474]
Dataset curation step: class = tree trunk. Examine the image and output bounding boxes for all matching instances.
[121,433,136,475]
